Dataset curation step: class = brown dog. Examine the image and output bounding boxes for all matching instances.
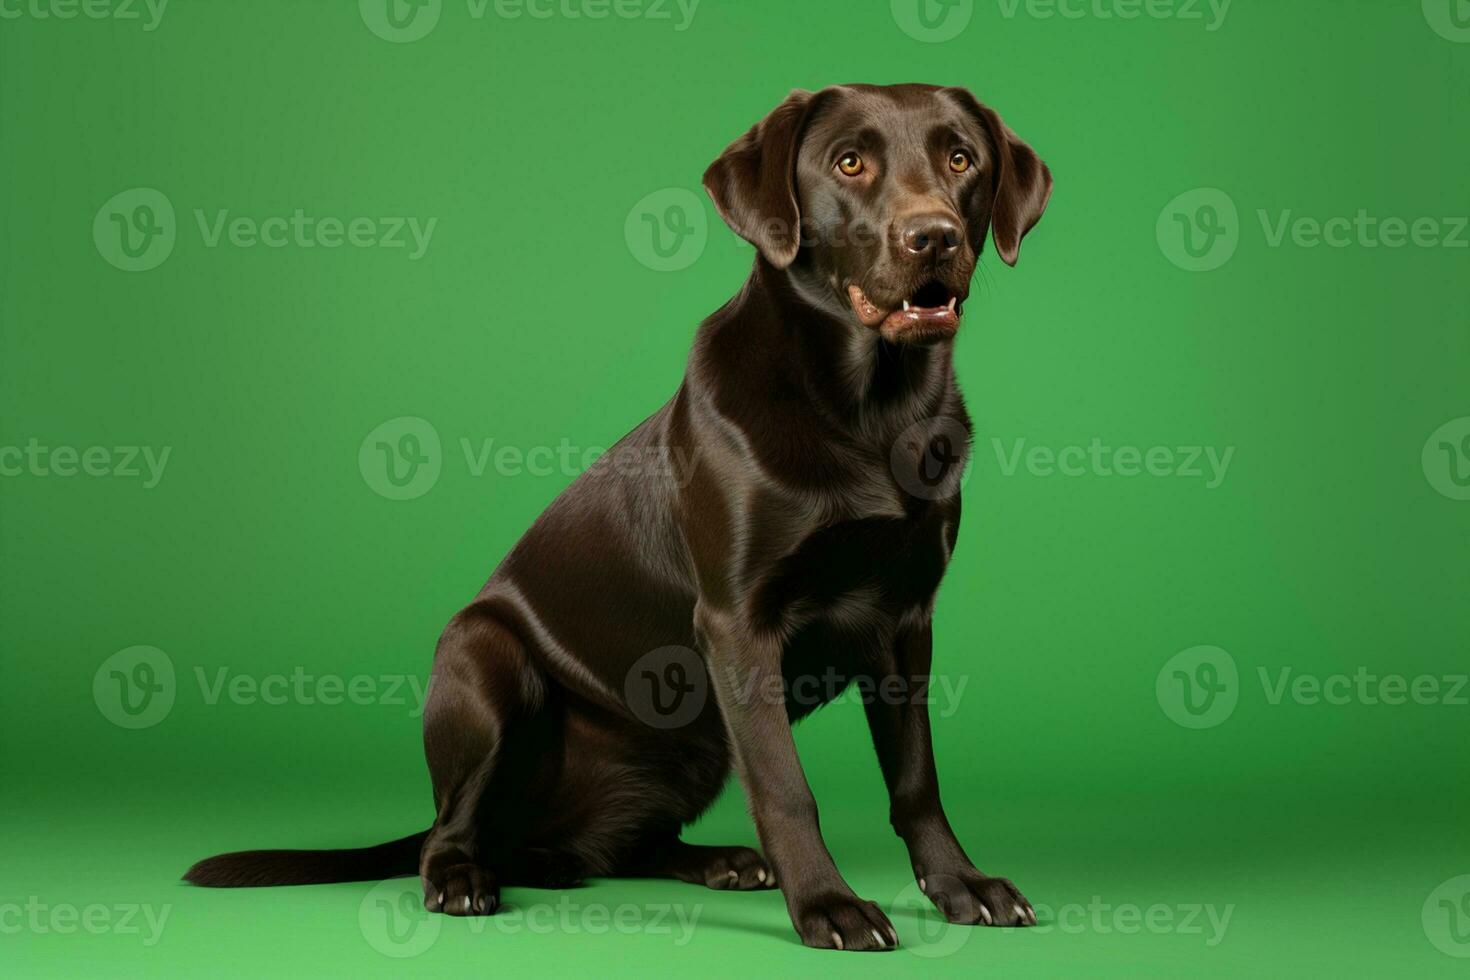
[187,83,1052,952]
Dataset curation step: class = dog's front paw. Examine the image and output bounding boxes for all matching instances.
[918,869,1035,927]
[793,892,899,951]
[422,862,500,916]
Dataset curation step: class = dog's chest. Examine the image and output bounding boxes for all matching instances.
[749,498,957,637]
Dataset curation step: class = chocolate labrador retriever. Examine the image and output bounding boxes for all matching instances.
[186,83,1052,952]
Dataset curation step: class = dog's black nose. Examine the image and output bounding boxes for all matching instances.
[900,215,962,257]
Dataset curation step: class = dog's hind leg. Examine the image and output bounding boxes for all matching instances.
[625,836,778,891]
[418,601,544,916]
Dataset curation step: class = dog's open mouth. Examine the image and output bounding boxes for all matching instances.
[847,280,964,344]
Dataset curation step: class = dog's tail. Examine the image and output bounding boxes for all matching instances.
[183,830,429,887]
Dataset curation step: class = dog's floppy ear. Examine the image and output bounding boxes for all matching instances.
[946,88,1053,267]
[703,89,818,269]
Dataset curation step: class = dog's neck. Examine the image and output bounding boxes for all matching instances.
[743,256,957,430]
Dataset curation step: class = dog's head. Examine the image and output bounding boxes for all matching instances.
[704,84,1052,345]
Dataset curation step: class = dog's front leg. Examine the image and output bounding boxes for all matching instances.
[696,604,898,952]
[863,622,1036,928]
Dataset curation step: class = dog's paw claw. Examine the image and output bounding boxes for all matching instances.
[921,871,1033,927]
[422,863,500,917]
[696,846,776,891]
[796,893,898,951]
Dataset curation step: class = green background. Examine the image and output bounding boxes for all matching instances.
[3,0,1468,975]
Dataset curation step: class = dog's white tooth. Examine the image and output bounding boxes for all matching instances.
[947,297,957,311]
[903,300,911,311]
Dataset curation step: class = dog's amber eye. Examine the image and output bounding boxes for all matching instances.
[837,153,864,177]
[949,151,972,174]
